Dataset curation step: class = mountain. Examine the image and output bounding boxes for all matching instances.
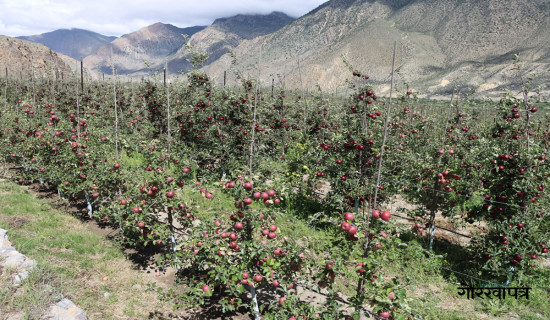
[0,35,73,80]
[208,11,295,41]
[203,0,550,97]
[18,28,116,60]
[186,11,295,63]
[83,23,206,76]
[8,2,549,96]
[83,12,294,77]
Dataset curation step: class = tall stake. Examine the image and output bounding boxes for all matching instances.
[248,48,262,320]
[51,68,56,116]
[31,55,36,106]
[80,58,84,93]
[112,48,119,159]
[3,64,7,108]
[372,41,397,210]
[296,55,307,127]
[76,70,81,139]
[357,42,398,296]
[248,49,262,181]
[166,61,171,156]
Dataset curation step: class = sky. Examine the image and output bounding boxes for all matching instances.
[0,0,328,37]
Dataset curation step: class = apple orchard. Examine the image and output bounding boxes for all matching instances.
[0,59,548,319]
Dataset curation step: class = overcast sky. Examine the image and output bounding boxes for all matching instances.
[0,0,328,37]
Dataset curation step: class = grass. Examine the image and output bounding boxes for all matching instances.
[1,177,548,320]
[0,267,62,319]
[0,178,187,319]
[188,176,550,319]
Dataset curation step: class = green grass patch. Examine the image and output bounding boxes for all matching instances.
[0,179,186,319]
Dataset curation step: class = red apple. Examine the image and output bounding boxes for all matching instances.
[341,221,351,231]
[344,212,354,221]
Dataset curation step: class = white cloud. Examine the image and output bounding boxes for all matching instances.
[0,0,328,37]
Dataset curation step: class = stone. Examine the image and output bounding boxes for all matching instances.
[0,246,16,257]
[14,270,29,283]
[6,313,24,320]
[0,228,87,320]
[19,259,37,269]
[57,298,75,309]
[0,237,12,247]
[1,253,26,268]
[41,299,87,320]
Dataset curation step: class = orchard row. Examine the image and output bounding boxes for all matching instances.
[0,67,548,319]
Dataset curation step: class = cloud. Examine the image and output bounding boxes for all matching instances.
[0,0,328,37]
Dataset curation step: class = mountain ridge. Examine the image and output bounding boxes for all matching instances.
[17,28,116,60]
[83,23,206,75]
[202,0,550,97]
[0,35,73,80]
[82,12,295,76]
[5,1,550,97]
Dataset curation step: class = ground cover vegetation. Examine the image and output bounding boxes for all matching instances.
[0,52,549,319]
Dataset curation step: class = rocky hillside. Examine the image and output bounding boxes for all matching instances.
[186,11,295,63]
[18,29,116,60]
[204,0,550,97]
[83,12,294,77]
[5,1,549,97]
[0,35,73,80]
[83,23,206,76]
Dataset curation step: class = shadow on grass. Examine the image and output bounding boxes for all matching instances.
[285,192,338,230]
[23,180,171,275]
[398,230,491,285]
